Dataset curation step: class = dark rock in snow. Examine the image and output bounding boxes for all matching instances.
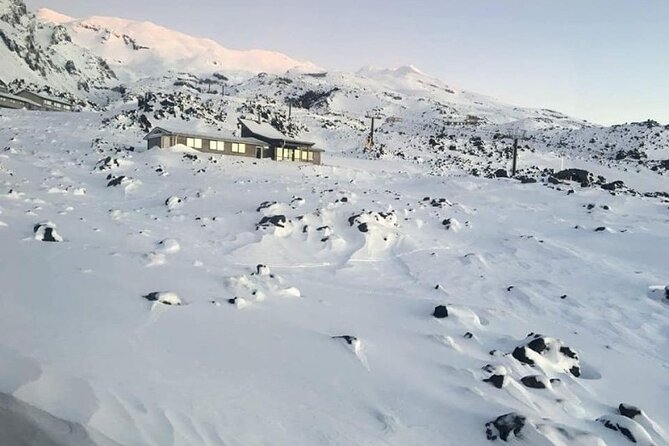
[142,292,181,306]
[106,176,126,187]
[520,375,547,389]
[464,332,473,339]
[494,169,508,178]
[484,374,506,389]
[554,168,594,186]
[332,335,357,345]
[485,413,526,441]
[602,180,625,191]
[432,305,449,318]
[517,175,537,184]
[594,226,607,232]
[512,346,535,366]
[257,215,287,229]
[618,403,642,420]
[511,334,581,377]
[597,415,640,444]
[357,223,369,232]
[33,223,63,242]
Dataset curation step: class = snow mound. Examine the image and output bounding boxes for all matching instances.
[511,333,582,377]
[142,291,182,306]
[33,222,63,242]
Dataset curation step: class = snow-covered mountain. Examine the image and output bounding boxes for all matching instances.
[0,0,116,93]
[1,1,669,445]
[36,8,320,82]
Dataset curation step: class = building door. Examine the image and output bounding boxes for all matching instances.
[256,147,262,159]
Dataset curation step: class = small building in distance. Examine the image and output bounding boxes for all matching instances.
[16,90,73,111]
[144,127,271,160]
[238,118,323,165]
[0,91,41,110]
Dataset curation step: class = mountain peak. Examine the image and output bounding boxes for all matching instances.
[35,7,74,24]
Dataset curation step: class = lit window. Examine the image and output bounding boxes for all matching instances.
[294,149,302,161]
[276,148,283,160]
[232,143,246,153]
[301,150,308,161]
[308,152,314,161]
[186,137,194,147]
[212,141,225,151]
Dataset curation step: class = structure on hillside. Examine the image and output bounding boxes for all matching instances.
[0,88,73,112]
[16,90,73,111]
[145,121,324,165]
[238,118,324,164]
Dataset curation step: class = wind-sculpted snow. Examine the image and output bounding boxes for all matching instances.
[0,110,667,445]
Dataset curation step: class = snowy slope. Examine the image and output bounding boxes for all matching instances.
[0,109,668,446]
[36,8,321,82]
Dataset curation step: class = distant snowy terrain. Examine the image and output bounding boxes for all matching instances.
[0,0,668,445]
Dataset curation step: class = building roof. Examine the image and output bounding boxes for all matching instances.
[144,126,268,146]
[0,92,42,108]
[17,90,72,106]
[238,118,316,147]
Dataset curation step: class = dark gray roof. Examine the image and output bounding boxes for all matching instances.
[238,118,316,147]
[144,126,268,146]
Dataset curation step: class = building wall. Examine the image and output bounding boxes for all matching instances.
[0,97,32,110]
[16,91,71,112]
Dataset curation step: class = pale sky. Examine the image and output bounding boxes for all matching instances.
[26,0,669,125]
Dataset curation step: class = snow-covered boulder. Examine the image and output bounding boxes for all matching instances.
[33,222,63,242]
[142,291,182,306]
[511,333,581,377]
[485,413,526,441]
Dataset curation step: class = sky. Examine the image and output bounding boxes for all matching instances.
[26,0,669,125]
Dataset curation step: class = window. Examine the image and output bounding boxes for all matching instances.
[308,152,314,161]
[211,141,225,151]
[301,150,308,161]
[294,149,302,161]
[232,143,246,153]
[276,148,283,160]
[186,138,202,149]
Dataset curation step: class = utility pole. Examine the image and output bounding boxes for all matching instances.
[511,138,518,177]
[365,113,381,149]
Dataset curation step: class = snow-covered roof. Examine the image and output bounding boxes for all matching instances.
[144,126,268,146]
[238,118,316,146]
[0,92,42,108]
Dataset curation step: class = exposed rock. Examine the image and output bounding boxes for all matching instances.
[511,333,581,377]
[257,215,287,229]
[33,222,63,242]
[485,413,526,441]
[554,168,594,186]
[432,305,448,318]
[520,375,547,389]
[602,180,625,191]
[618,403,642,420]
[483,374,506,389]
[142,291,182,306]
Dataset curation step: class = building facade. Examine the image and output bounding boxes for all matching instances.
[15,90,73,111]
[238,118,324,165]
[144,127,271,159]
[0,91,41,110]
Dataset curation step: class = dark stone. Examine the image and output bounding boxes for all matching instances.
[464,332,473,339]
[227,297,238,305]
[484,374,506,389]
[520,375,546,389]
[332,335,357,345]
[485,413,526,441]
[106,176,126,187]
[517,176,537,184]
[554,168,593,186]
[547,176,561,185]
[618,403,642,419]
[569,366,581,377]
[494,169,508,178]
[594,226,607,232]
[587,203,596,210]
[357,223,369,232]
[432,305,448,318]
[559,346,578,359]
[598,418,637,443]
[512,346,534,366]
[41,227,58,242]
[602,180,625,191]
[527,337,547,354]
[257,215,287,228]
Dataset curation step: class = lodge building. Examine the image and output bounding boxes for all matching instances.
[144,119,324,165]
[0,87,73,112]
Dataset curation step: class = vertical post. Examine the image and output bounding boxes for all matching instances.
[370,117,375,146]
[511,138,518,177]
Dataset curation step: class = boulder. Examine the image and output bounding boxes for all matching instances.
[553,168,593,186]
[485,413,526,441]
[432,305,449,318]
[33,222,63,242]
